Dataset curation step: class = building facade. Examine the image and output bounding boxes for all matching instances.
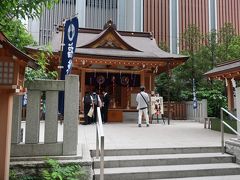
[143,0,240,53]
[28,0,240,52]
[28,0,143,45]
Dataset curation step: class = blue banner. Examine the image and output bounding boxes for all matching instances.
[59,17,79,115]
[60,17,79,80]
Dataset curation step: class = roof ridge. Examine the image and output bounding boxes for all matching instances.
[216,59,240,67]
[57,26,152,38]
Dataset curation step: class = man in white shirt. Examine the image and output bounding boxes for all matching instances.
[136,85,150,127]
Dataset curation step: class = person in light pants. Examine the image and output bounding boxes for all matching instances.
[136,86,150,127]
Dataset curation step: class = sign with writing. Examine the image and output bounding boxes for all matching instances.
[150,96,163,115]
[60,17,79,80]
[59,17,78,115]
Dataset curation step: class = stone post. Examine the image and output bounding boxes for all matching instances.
[45,91,58,143]
[11,95,22,144]
[201,99,208,123]
[63,75,79,155]
[25,90,41,143]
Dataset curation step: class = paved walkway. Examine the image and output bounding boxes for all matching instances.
[78,120,237,150]
[21,120,237,150]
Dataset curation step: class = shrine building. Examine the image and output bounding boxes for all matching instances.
[27,20,188,122]
[205,60,240,112]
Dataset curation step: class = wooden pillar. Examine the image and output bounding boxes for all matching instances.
[167,63,171,125]
[80,69,86,112]
[140,70,145,86]
[0,91,13,180]
[150,73,156,92]
[227,78,234,112]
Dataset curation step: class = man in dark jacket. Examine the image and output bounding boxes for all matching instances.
[82,91,93,125]
[102,89,110,123]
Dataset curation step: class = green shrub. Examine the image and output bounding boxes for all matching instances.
[211,117,237,134]
[10,158,87,180]
[42,158,86,180]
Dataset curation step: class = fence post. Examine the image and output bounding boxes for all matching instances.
[25,90,41,144]
[45,91,58,143]
[11,96,22,144]
[201,99,208,123]
[63,75,79,155]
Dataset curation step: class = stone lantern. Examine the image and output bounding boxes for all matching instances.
[0,32,38,180]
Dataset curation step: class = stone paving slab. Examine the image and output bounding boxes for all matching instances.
[78,121,237,150]
[20,120,237,151]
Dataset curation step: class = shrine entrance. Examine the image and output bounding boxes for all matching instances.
[26,20,188,122]
[85,72,140,109]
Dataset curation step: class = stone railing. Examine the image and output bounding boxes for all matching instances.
[186,99,208,122]
[11,75,79,157]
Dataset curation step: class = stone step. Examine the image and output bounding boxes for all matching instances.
[94,163,240,180]
[93,153,234,168]
[152,175,240,180]
[91,146,221,157]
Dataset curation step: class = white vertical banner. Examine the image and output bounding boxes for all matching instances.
[193,78,197,109]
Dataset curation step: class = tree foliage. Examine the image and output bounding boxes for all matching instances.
[2,19,35,50]
[0,0,59,80]
[155,23,240,117]
[217,23,236,62]
[0,0,59,30]
[25,47,58,82]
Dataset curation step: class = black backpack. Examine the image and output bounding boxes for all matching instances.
[92,94,99,106]
[84,95,92,105]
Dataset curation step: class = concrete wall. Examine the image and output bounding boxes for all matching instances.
[186,99,208,122]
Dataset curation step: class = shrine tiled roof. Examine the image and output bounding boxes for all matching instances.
[0,32,38,69]
[28,25,187,62]
[204,60,240,79]
[205,60,240,75]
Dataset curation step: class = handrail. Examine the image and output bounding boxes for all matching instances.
[221,107,240,154]
[96,107,104,180]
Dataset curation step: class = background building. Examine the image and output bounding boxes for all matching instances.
[28,0,143,45]
[28,0,240,53]
[143,0,240,53]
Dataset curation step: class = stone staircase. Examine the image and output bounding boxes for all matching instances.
[92,147,240,180]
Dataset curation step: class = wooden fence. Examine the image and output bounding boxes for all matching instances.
[163,102,186,120]
[163,99,207,120]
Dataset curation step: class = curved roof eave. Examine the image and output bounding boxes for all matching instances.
[204,60,240,77]
[0,32,39,69]
[73,51,188,62]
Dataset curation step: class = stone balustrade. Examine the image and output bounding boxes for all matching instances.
[11,75,79,157]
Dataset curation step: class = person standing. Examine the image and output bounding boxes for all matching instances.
[136,85,150,127]
[92,90,102,123]
[102,89,110,123]
[82,91,93,125]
